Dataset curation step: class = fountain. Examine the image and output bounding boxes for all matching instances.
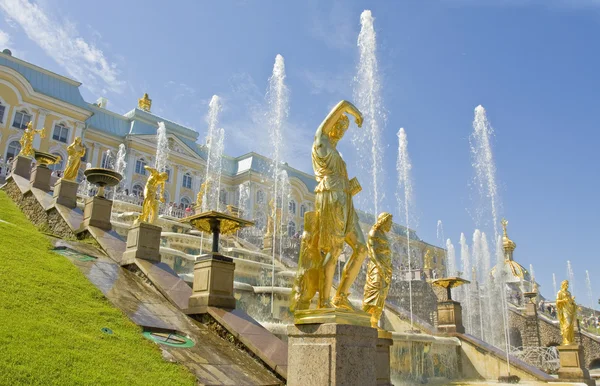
[202,96,225,212]
[586,270,593,313]
[155,123,168,174]
[553,273,558,298]
[459,233,472,333]
[114,143,127,194]
[353,9,384,218]
[567,260,575,296]
[30,150,61,191]
[446,239,456,278]
[81,167,123,231]
[431,277,470,334]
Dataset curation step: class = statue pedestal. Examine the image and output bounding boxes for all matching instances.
[53,178,79,208]
[437,300,465,334]
[121,222,162,266]
[185,253,236,315]
[557,344,594,385]
[287,323,378,386]
[376,330,393,386]
[11,155,32,179]
[30,165,51,191]
[82,196,113,230]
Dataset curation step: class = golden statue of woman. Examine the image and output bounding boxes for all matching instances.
[556,279,577,345]
[311,100,365,310]
[63,137,86,181]
[362,212,393,328]
[137,166,168,224]
[18,122,45,157]
[196,180,210,208]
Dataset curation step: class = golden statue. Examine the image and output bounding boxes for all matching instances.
[137,166,168,224]
[18,122,45,158]
[292,100,365,310]
[556,280,577,345]
[265,198,282,237]
[138,93,152,112]
[196,180,210,208]
[362,212,393,328]
[62,137,86,181]
[290,211,322,311]
[423,249,433,270]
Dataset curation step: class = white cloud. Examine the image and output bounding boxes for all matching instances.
[0,28,9,47]
[0,0,124,94]
[309,0,356,50]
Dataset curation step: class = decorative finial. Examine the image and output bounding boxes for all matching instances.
[501,218,508,236]
[138,93,152,112]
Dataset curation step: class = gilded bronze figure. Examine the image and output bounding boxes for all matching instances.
[63,137,86,181]
[137,166,168,224]
[19,122,45,158]
[556,279,577,345]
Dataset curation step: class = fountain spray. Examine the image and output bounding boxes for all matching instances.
[586,270,593,313]
[155,122,168,173]
[396,128,414,329]
[460,233,472,333]
[553,273,557,297]
[567,261,575,297]
[446,239,456,277]
[202,96,224,212]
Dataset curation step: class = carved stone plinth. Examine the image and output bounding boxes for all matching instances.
[30,165,52,191]
[557,344,594,385]
[376,330,393,386]
[185,253,236,314]
[121,222,162,266]
[437,300,465,334]
[53,178,79,208]
[287,323,378,386]
[11,155,32,179]
[82,196,113,230]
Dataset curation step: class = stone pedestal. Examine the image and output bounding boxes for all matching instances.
[53,178,79,208]
[11,155,32,179]
[437,300,464,334]
[376,330,393,386]
[287,323,378,386]
[185,253,236,314]
[121,222,162,266]
[82,196,113,230]
[30,164,52,191]
[557,344,594,385]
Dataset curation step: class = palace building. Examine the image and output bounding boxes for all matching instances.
[0,49,445,275]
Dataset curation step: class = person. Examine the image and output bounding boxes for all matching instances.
[63,137,86,181]
[556,280,577,345]
[185,206,191,216]
[362,212,393,328]
[137,166,168,224]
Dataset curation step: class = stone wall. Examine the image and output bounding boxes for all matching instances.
[3,179,48,228]
[387,280,438,325]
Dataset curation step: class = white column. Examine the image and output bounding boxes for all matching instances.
[91,143,100,167]
[74,121,85,139]
[174,166,181,203]
[33,109,48,149]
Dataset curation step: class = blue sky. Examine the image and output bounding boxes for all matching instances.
[1,0,599,305]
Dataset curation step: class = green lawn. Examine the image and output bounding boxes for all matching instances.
[0,191,196,386]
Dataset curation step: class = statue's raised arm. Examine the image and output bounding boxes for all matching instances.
[314,100,363,144]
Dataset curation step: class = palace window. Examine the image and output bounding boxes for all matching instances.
[219,189,227,205]
[288,221,296,237]
[135,159,147,175]
[256,189,264,204]
[0,102,6,123]
[165,168,171,182]
[12,110,32,130]
[6,140,21,160]
[101,151,114,169]
[132,184,144,197]
[182,173,192,189]
[52,124,70,143]
[180,197,191,208]
[300,204,307,218]
[289,200,296,214]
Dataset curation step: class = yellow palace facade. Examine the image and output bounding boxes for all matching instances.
[0,49,445,275]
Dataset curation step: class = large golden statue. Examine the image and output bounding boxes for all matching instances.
[63,137,86,181]
[137,166,168,224]
[291,100,365,311]
[265,198,282,237]
[423,249,433,270]
[362,212,393,328]
[18,122,45,157]
[290,211,321,311]
[196,180,210,208]
[556,279,578,345]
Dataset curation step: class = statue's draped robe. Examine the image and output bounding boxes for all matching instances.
[64,144,83,181]
[363,229,392,312]
[311,144,357,252]
[557,288,577,345]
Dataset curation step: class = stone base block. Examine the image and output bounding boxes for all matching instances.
[53,178,79,208]
[121,222,162,266]
[11,155,32,179]
[376,330,393,386]
[294,308,372,327]
[30,164,52,191]
[437,300,465,333]
[185,253,236,314]
[287,323,378,386]
[557,344,594,385]
[82,196,113,230]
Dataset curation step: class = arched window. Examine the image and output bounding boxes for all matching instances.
[182,173,192,189]
[49,153,64,172]
[288,221,296,237]
[180,197,191,208]
[132,184,144,197]
[101,151,114,169]
[256,189,264,204]
[52,124,70,143]
[5,140,20,160]
[289,200,296,214]
[162,190,170,204]
[0,101,6,124]
[219,189,227,205]
[135,158,147,175]
[300,204,307,218]
[12,110,32,130]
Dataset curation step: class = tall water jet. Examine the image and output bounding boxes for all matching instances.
[238,181,250,219]
[114,143,127,194]
[472,229,484,339]
[155,122,168,173]
[586,270,593,313]
[459,233,472,332]
[529,264,536,291]
[265,54,289,316]
[202,96,225,212]
[396,128,414,328]
[553,273,558,297]
[214,128,225,212]
[353,9,385,218]
[567,260,575,296]
[446,239,456,277]
[103,149,114,169]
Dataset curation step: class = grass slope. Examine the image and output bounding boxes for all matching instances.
[0,191,195,386]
